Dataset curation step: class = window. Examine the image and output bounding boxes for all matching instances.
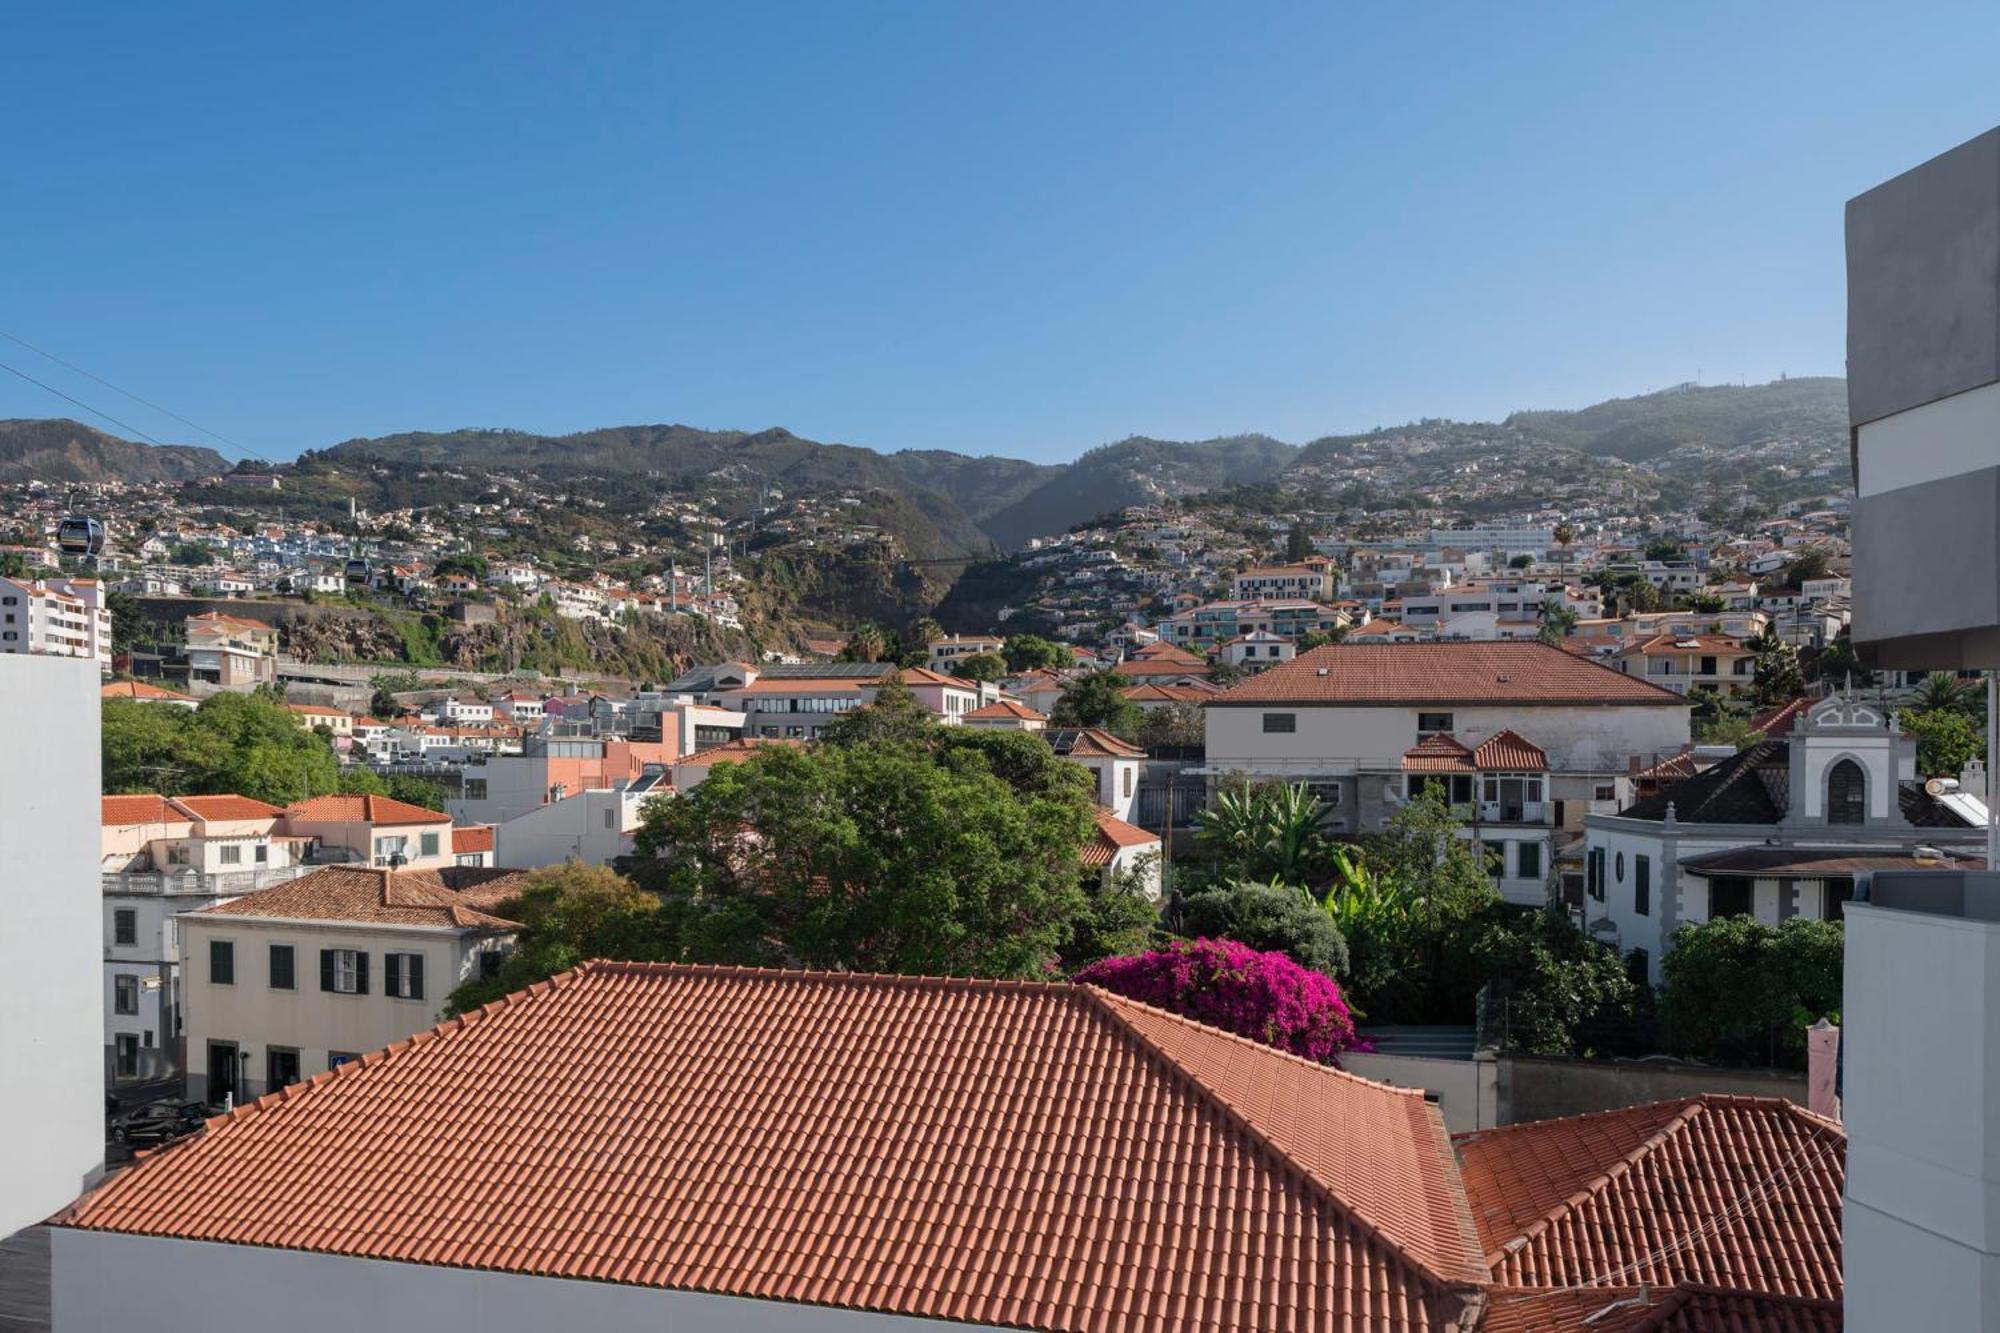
[1517,841,1542,880]
[328,1052,359,1070]
[1587,847,1606,901]
[113,908,136,946]
[1417,712,1454,735]
[209,939,235,985]
[385,952,426,1000]
[1122,767,1134,798]
[1827,758,1866,825]
[114,974,140,1015]
[1262,712,1296,734]
[1823,878,1855,922]
[419,831,441,857]
[115,1034,139,1078]
[321,948,368,995]
[1709,876,1752,919]
[269,944,295,991]
[1634,854,1651,916]
[1614,852,1625,884]
[1594,783,1618,802]
[464,778,488,801]
[218,844,242,866]
[479,951,504,980]
[266,1047,300,1091]
[254,843,269,864]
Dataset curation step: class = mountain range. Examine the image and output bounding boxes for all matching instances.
[0,376,1849,551]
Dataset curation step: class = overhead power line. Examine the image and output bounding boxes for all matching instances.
[0,355,169,445]
[0,328,247,453]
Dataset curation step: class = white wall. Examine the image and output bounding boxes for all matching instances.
[54,1230,987,1333]
[180,917,508,1100]
[1844,895,2000,1333]
[494,788,641,868]
[1205,702,1689,776]
[0,655,104,1233]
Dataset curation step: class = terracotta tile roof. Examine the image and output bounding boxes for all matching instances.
[60,963,1488,1330]
[1634,750,1703,784]
[1480,1285,1843,1332]
[100,680,196,702]
[1472,729,1549,772]
[100,794,182,827]
[1129,641,1209,664]
[284,794,450,826]
[397,865,536,911]
[1111,659,1214,679]
[1617,633,1753,658]
[1750,698,1813,738]
[1049,726,1147,758]
[963,697,1046,721]
[192,866,520,931]
[1455,1096,1844,1301]
[173,794,286,822]
[1080,808,1161,866]
[1122,681,1223,703]
[1213,643,1688,707]
[451,825,495,854]
[678,737,807,767]
[898,666,978,689]
[1404,733,1477,772]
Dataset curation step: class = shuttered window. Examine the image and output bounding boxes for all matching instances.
[320,949,368,995]
[384,952,425,1001]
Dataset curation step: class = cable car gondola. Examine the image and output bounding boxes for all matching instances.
[345,558,371,582]
[57,516,106,559]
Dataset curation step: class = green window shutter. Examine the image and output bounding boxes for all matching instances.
[354,951,369,996]
[384,953,401,998]
[320,950,335,992]
[408,953,424,1001]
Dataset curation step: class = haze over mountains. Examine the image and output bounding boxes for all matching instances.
[0,377,1848,552]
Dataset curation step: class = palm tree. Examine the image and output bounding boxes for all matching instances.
[1553,522,1576,586]
[1914,671,1980,716]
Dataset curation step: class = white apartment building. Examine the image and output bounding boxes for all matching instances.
[179,866,518,1103]
[927,634,1004,670]
[1203,642,1691,906]
[282,794,458,869]
[99,794,313,1085]
[0,574,111,669]
[1232,564,1336,601]
[490,770,667,869]
[0,654,104,1235]
[1427,525,1554,555]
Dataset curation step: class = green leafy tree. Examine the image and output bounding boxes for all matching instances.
[444,862,674,1015]
[433,553,489,581]
[1284,522,1313,563]
[1062,860,1161,973]
[1902,707,1984,778]
[633,739,1096,978]
[1049,669,1141,737]
[1536,600,1579,646]
[1658,915,1843,1067]
[1696,710,1763,750]
[105,589,143,655]
[1471,907,1643,1056]
[1507,553,1535,570]
[102,691,343,804]
[171,543,216,567]
[1747,627,1806,707]
[1002,633,1069,672]
[1136,702,1204,750]
[956,652,1006,682]
[1912,671,1980,717]
[1170,879,1348,977]
[839,624,887,663]
[821,672,934,746]
[1196,780,1325,886]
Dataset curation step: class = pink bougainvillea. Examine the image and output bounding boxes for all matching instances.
[1075,937,1367,1064]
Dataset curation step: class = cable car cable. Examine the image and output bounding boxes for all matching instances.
[0,329,246,453]
[0,355,168,445]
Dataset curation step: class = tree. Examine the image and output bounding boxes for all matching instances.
[1696,710,1763,750]
[1779,545,1832,589]
[839,625,887,663]
[821,672,933,746]
[1507,553,1535,570]
[1196,781,1325,886]
[102,690,343,805]
[1912,671,1980,717]
[1658,916,1842,1068]
[1049,670,1141,737]
[171,543,215,567]
[1062,861,1161,973]
[1747,627,1805,707]
[1075,938,1363,1064]
[1536,600,1578,646]
[433,553,489,581]
[1553,522,1576,584]
[1902,707,1984,778]
[1295,629,1342,652]
[957,652,1006,682]
[1471,907,1643,1056]
[444,862,674,1015]
[1136,702,1204,750]
[633,738,1097,978]
[1284,522,1313,563]
[1644,538,1686,563]
[105,589,142,655]
[1003,633,1069,672]
[1171,880,1348,977]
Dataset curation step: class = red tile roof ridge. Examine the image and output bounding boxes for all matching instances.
[1083,984,1490,1291]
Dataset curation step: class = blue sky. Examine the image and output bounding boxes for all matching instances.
[2,2,1997,463]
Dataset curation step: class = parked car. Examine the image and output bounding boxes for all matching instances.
[113,1101,207,1148]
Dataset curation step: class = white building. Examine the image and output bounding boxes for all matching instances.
[1219,631,1294,671]
[1203,642,1691,905]
[1582,693,1985,980]
[926,634,1004,670]
[177,866,520,1104]
[0,654,104,1235]
[490,771,667,869]
[99,794,313,1085]
[0,574,111,669]
[283,794,458,870]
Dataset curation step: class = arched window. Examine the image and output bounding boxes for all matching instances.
[1827,758,1866,825]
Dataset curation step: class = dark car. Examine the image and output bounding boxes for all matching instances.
[113,1100,207,1148]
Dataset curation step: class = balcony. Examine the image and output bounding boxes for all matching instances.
[1474,800,1548,825]
[102,866,313,897]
